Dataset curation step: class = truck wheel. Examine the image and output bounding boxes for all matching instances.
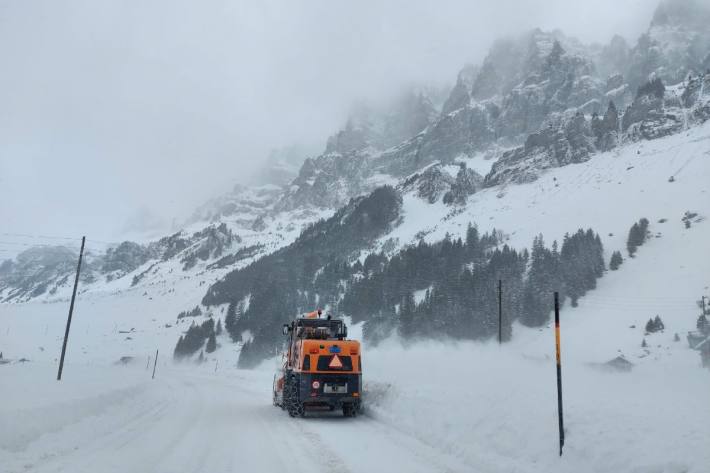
[285,376,305,418]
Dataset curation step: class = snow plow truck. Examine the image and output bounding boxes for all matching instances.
[273,310,362,417]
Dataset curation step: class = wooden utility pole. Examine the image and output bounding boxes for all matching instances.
[554,292,565,456]
[498,279,503,344]
[57,236,85,381]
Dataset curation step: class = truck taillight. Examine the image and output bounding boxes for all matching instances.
[311,380,320,389]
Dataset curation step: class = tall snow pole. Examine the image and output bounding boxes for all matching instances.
[152,349,159,379]
[57,236,85,381]
[554,291,565,456]
[498,279,503,344]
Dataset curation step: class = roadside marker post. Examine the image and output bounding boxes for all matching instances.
[152,349,159,379]
[554,291,565,456]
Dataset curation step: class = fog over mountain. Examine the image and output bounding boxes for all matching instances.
[0,0,663,244]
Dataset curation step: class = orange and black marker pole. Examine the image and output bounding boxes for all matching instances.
[554,291,564,456]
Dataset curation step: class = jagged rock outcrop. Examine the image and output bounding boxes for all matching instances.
[382,92,438,148]
[682,72,710,122]
[180,223,238,271]
[188,184,282,226]
[275,150,373,211]
[0,246,80,300]
[414,166,456,204]
[102,241,153,277]
[400,163,483,205]
[495,41,604,138]
[443,164,484,205]
[626,0,710,89]
[276,89,439,211]
[622,78,683,140]
[486,112,596,186]
[441,64,478,115]
[591,101,621,151]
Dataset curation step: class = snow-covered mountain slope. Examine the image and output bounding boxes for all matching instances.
[0,203,333,304]
[3,119,707,365]
[379,119,710,256]
[2,87,708,365]
[1,188,708,472]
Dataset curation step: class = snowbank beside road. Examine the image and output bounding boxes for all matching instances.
[363,339,709,473]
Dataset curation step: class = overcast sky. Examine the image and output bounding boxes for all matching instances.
[0,0,659,251]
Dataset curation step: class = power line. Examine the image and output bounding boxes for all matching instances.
[0,232,116,245]
[2,232,81,241]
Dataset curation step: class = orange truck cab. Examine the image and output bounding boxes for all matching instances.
[273,315,362,417]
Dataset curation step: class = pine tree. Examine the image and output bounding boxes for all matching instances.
[627,223,641,256]
[206,331,217,353]
[398,292,417,339]
[641,338,648,348]
[215,318,223,336]
[609,251,623,270]
[673,333,680,342]
[173,336,185,359]
[645,315,665,333]
[645,318,655,333]
[627,218,649,257]
[654,315,665,331]
[224,301,242,342]
[522,235,559,326]
[197,350,204,363]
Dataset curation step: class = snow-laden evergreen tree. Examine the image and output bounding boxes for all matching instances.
[522,235,560,326]
[173,318,215,359]
[654,315,665,331]
[206,331,217,353]
[224,301,241,341]
[398,292,416,339]
[610,251,623,270]
[645,315,665,333]
[627,223,641,256]
[627,218,649,256]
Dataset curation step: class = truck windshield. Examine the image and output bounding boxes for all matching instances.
[295,319,345,339]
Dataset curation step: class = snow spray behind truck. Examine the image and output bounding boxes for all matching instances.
[273,310,362,417]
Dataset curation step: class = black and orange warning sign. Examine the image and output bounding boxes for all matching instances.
[328,354,343,369]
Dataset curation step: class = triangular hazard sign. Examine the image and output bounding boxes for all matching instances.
[329,354,343,369]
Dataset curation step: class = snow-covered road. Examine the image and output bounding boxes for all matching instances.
[2,364,467,473]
